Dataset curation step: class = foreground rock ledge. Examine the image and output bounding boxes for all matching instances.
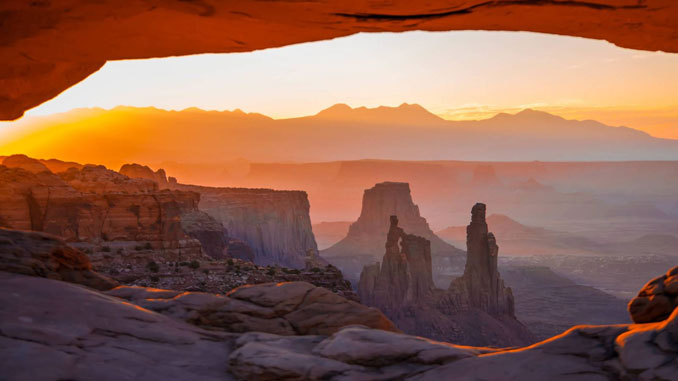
[2,1,678,120]
[1,271,677,380]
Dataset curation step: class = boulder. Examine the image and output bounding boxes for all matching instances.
[628,266,678,323]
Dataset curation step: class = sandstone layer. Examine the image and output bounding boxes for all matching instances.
[359,208,535,347]
[629,266,678,324]
[2,1,678,120]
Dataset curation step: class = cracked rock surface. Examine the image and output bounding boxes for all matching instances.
[2,270,678,380]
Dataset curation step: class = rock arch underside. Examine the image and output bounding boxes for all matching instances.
[1,0,678,121]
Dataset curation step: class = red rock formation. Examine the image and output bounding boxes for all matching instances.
[119,163,169,188]
[323,182,462,260]
[358,207,534,347]
[449,203,514,315]
[0,162,203,255]
[360,215,434,310]
[2,1,678,120]
[2,154,50,174]
[628,266,678,323]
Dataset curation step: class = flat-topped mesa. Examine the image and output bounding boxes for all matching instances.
[170,183,319,269]
[360,215,434,312]
[323,182,462,260]
[451,203,514,316]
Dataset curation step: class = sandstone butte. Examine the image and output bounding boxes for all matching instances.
[2,1,678,120]
[0,226,677,380]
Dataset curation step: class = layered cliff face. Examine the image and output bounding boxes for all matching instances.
[448,203,514,315]
[358,205,535,347]
[171,183,319,268]
[323,182,462,260]
[0,157,206,262]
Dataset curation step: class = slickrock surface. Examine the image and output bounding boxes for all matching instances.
[629,266,678,324]
[324,182,461,260]
[0,272,235,381]
[2,1,678,120]
[107,281,395,336]
[359,209,535,347]
[172,183,320,269]
[2,270,677,380]
[0,228,117,291]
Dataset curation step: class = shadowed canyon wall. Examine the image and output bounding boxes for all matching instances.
[2,1,678,120]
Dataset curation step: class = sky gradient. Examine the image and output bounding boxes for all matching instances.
[1,30,677,139]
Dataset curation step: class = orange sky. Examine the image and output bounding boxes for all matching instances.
[0,31,677,139]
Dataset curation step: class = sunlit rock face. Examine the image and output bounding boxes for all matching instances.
[358,207,535,347]
[119,163,169,188]
[629,266,678,323]
[0,156,206,262]
[323,182,462,260]
[171,183,320,269]
[2,1,677,120]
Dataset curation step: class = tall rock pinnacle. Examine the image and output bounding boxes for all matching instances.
[358,206,534,347]
[453,203,513,316]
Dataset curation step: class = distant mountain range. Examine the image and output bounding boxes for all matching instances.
[2,104,678,165]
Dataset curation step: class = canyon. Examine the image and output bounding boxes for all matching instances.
[358,204,536,347]
[1,227,676,380]
[0,155,329,295]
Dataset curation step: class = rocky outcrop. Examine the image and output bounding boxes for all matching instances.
[178,210,257,261]
[0,228,117,290]
[0,162,206,262]
[172,183,319,268]
[0,164,200,242]
[107,281,396,336]
[119,163,169,188]
[629,266,678,324]
[359,216,434,310]
[3,1,677,121]
[2,269,677,380]
[358,207,535,347]
[448,203,514,315]
[323,182,462,260]
[2,154,50,174]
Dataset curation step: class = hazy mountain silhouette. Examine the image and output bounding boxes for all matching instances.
[3,104,678,166]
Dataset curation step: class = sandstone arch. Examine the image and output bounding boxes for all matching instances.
[2,0,677,120]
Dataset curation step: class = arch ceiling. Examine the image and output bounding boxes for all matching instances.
[1,0,677,120]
